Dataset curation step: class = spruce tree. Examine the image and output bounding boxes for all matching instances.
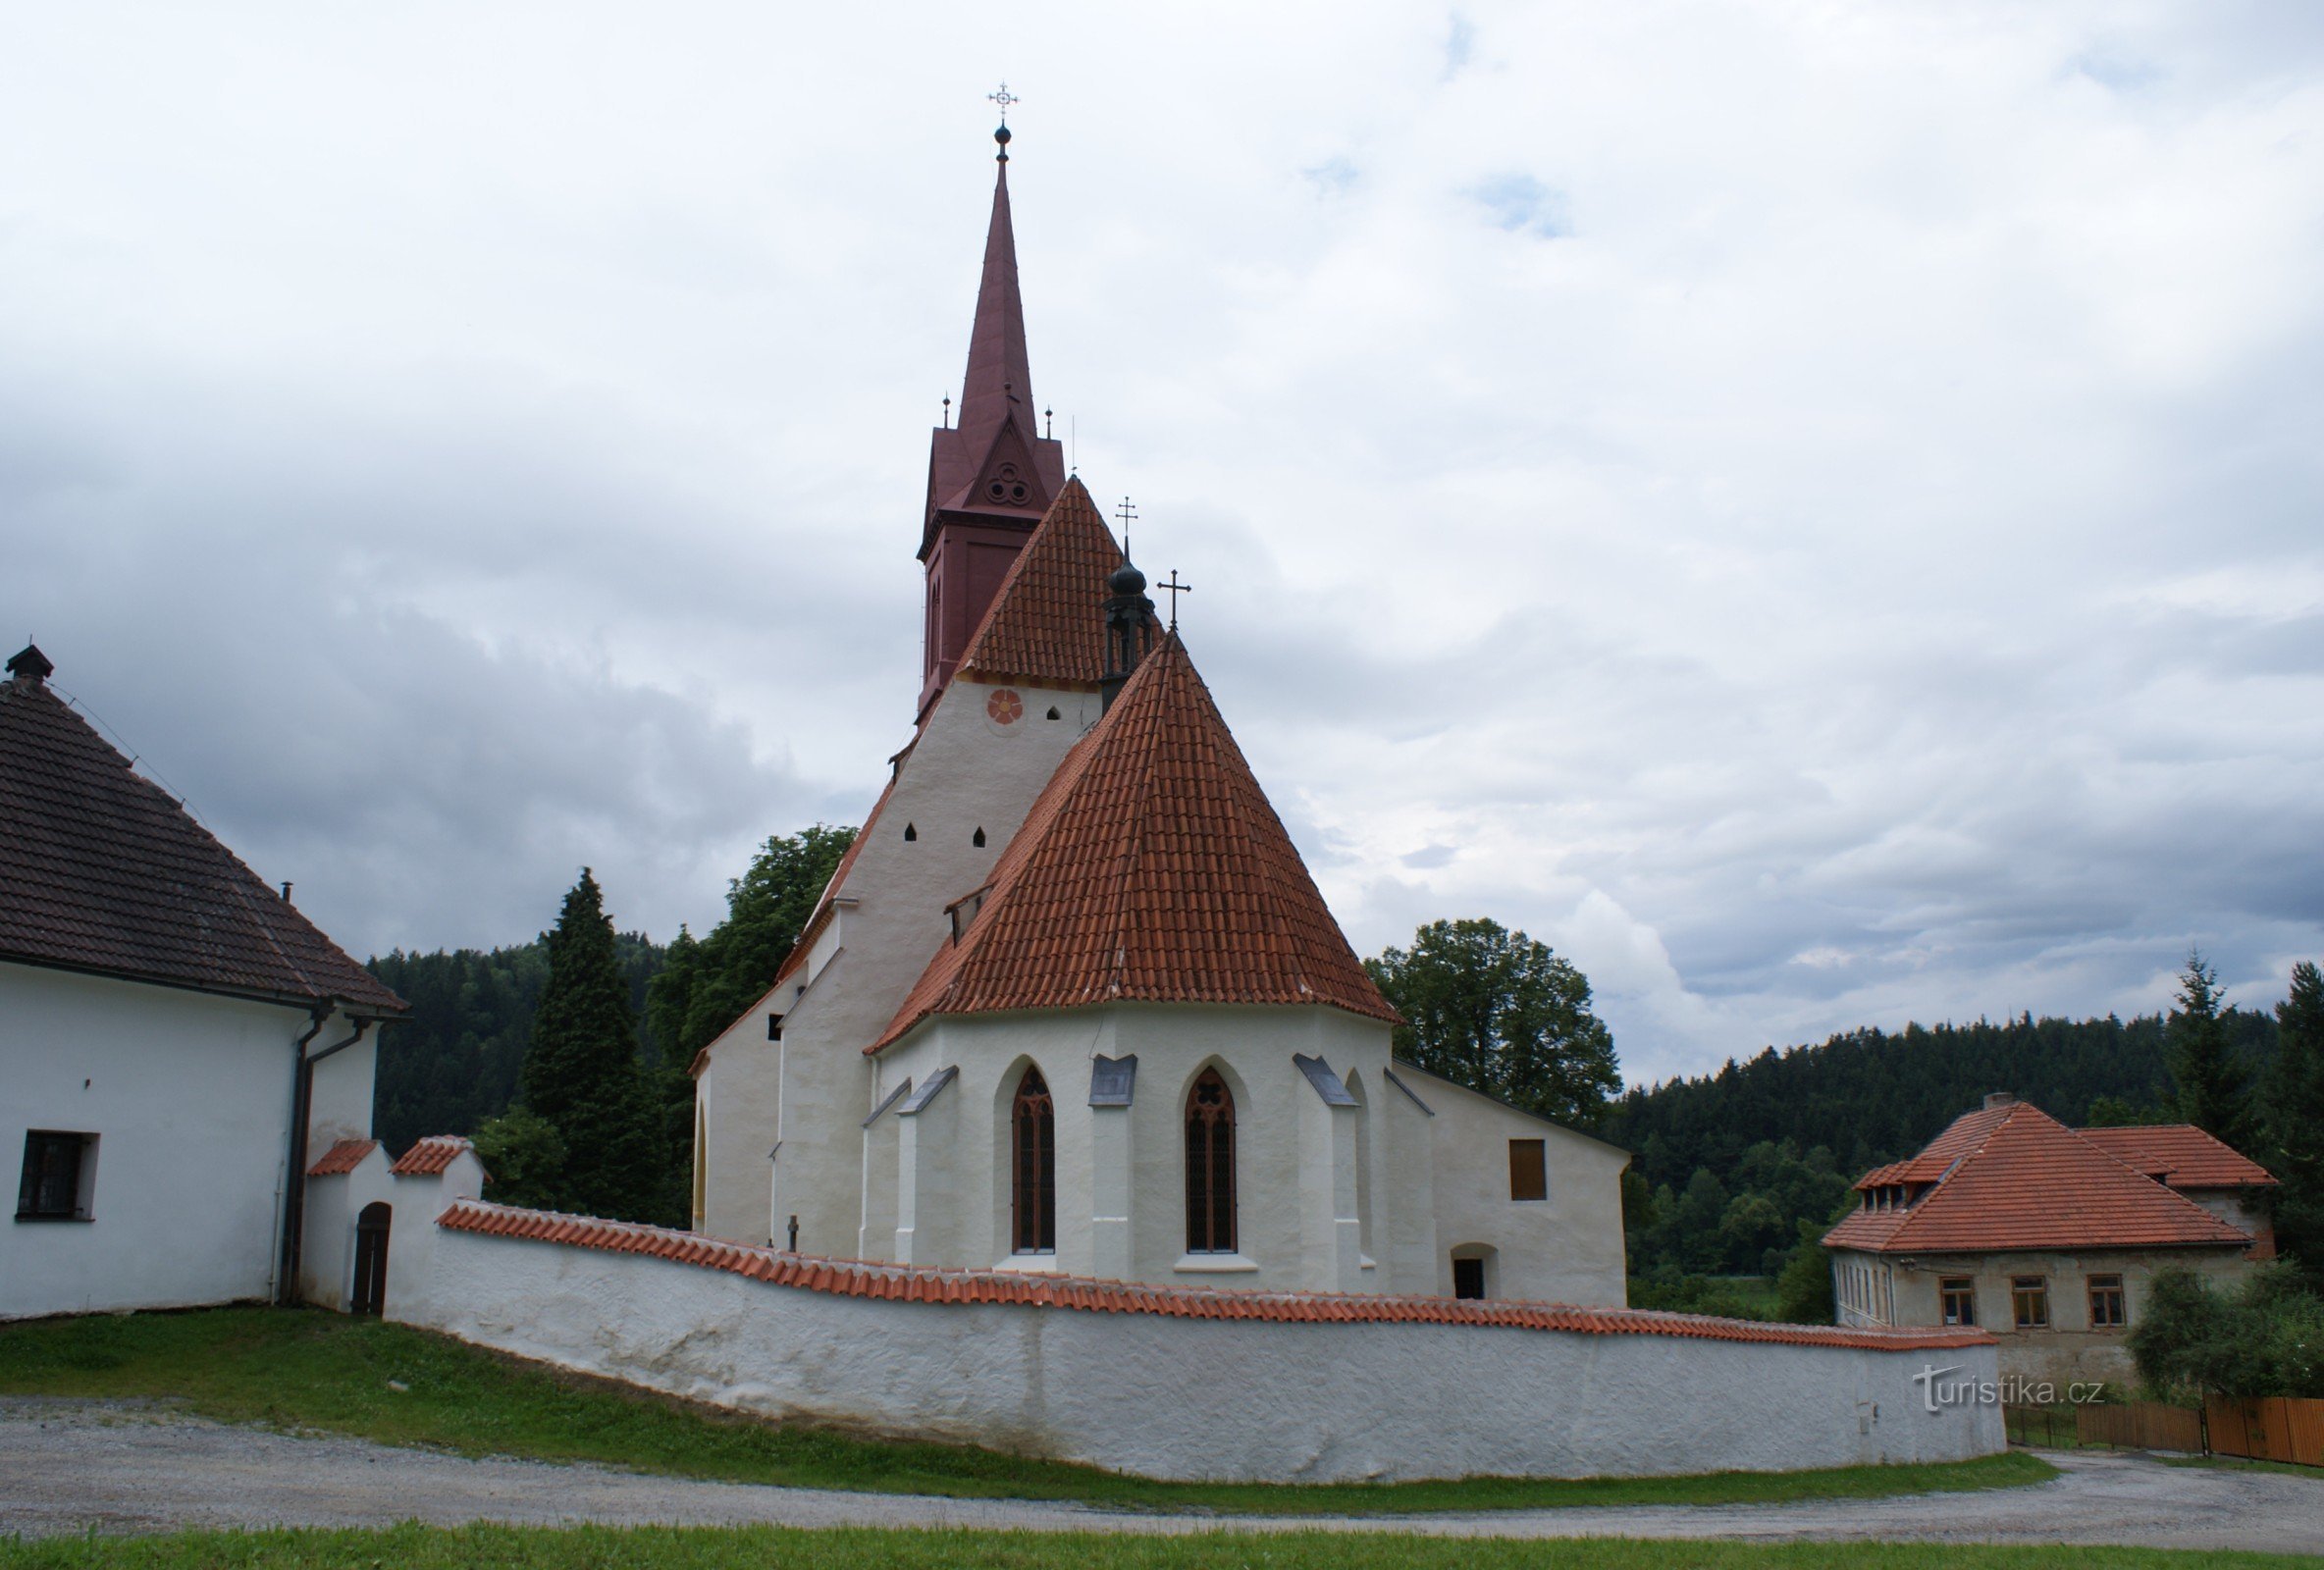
[2167,951,2250,1150]
[2268,960,2324,1278]
[520,869,661,1222]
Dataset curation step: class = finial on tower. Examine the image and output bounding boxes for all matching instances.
[989,81,1018,162]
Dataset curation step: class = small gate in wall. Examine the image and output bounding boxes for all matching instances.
[352,1202,391,1316]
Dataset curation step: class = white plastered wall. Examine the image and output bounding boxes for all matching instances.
[298,1143,394,1310]
[1400,1064,1632,1306]
[399,1224,2006,1483]
[695,674,1099,1255]
[0,962,347,1319]
[866,1003,1628,1304]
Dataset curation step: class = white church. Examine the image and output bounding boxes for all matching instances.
[690,128,1630,1305]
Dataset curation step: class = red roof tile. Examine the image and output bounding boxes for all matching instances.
[1825,1101,2255,1255]
[0,657,406,1015]
[872,633,1399,1051]
[955,478,1151,688]
[440,1199,1991,1351]
[305,1137,379,1177]
[391,1134,477,1177]
[2075,1125,2277,1190]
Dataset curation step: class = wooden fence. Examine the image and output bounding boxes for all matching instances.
[2205,1396,2324,1467]
[2007,1396,2324,1464]
[2079,1400,2205,1454]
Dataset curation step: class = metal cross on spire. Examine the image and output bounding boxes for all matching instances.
[988,82,1019,122]
[1159,569,1193,631]
[1115,496,1137,559]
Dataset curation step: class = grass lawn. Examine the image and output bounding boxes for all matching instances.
[0,1306,2052,1515]
[0,1526,2316,1570]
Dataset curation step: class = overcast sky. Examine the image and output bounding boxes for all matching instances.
[5,3,2321,1086]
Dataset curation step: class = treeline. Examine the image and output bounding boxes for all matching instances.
[367,934,666,1153]
[364,826,853,1226]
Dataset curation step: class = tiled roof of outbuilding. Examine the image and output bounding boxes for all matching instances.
[872,633,1399,1050]
[306,1138,380,1177]
[442,1200,1992,1351]
[391,1135,478,1177]
[2075,1125,2278,1190]
[0,654,405,1015]
[1824,1100,2256,1255]
[956,478,1151,688]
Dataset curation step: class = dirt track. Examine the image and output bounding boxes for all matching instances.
[4,1397,2321,1553]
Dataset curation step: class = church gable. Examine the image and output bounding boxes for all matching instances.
[873,633,1399,1049]
[956,477,1153,688]
[943,412,1051,520]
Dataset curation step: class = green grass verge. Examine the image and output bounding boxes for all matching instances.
[0,1306,2052,1515]
[1,1527,2315,1570]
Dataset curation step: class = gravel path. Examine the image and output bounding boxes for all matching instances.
[4,1397,2321,1554]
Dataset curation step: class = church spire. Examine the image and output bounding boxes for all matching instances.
[956,146,1035,459]
[916,102,1068,717]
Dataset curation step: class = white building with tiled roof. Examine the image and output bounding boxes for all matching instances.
[1823,1091,2272,1385]
[689,135,1631,1305]
[0,642,481,1322]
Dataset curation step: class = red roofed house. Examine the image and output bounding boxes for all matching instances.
[1824,1091,2275,1386]
[1,643,419,1320]
[688,129,1631,1304]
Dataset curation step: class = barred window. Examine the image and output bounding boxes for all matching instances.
[16,1131,93,1221]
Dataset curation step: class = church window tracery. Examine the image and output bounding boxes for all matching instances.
[1184,1070,1237,1254]
[1012,1066,1057,1254]
[984,461,1031,506]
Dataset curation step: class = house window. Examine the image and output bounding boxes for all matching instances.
[16,1131,94,1221]
[1011,1067,1056,1254]
[1452,1258,1486,1299]
[1940,1277,1977,1327]
[2088,1274,2127,1330]
[2012,1276,2050,1330]
[1509,1139,1548,1201]
[1185,1069,1237,1254]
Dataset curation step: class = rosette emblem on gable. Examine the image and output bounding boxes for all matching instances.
[983,686,1026,736]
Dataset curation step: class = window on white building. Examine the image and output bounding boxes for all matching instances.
[16,1131,95,1221]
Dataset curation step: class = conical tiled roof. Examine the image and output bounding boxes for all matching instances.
[956,477,1154,687]
[0,655,406,1014]
[1824,1099,2255,1254]
[873,634,1398,1050]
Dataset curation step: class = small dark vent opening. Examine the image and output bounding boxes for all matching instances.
[1045,706,1060,721]
[903,822,918,842]
[973,827,986,848]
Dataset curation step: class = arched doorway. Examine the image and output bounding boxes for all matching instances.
[352,1202,391,1316]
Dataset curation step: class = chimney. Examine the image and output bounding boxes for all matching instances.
[7,644,54,685]
[1983,1091,2017,1111]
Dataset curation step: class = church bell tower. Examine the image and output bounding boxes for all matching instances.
[917,117,1068,717]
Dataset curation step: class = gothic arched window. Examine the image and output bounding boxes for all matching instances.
[1185,1069,1237,1255]
[1011,1067,1056,1254]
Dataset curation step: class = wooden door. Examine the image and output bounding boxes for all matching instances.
[352,1202,391,1316]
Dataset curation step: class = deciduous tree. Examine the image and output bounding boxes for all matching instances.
[1364,917,1620,1127]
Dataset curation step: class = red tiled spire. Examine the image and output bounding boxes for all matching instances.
[874,634,1400,1050]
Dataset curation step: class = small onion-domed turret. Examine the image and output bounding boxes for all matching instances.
[1110,559,1147,596]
